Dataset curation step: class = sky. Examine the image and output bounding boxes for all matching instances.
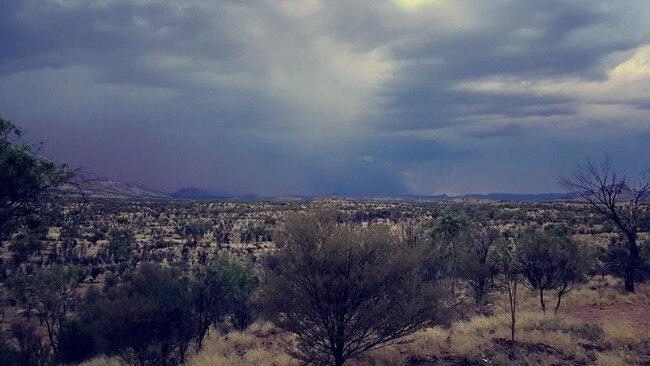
[1,0,650,196]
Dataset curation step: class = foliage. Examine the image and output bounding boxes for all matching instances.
[496,239,521,341]
[600,236,650,282]
[430,208,469,241]
[0,322,50,366]
[7,265,86,361]
[72,259,256,365]
[516,230,591,314]
[239,224,272,243]
[456,224,501,305]
[104,229,135,265]
[428,208,470,289]
[176,221,211,243]
[58,318,97,364]
[192,255,257,349]
[9,231,44,266]
[0,117,72,241]
[262,211,443,366]
[85,263,195,366]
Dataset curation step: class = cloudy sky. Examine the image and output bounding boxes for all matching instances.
[1,0,650,196]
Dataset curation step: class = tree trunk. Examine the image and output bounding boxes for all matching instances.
[554,291,563,315]
[510,310,516,342]
[474,280,484,306]
[624,267,635,293]
[625,234,638,293]
[507,277,518,341]
[334,355,345,366]
[333,319,346,366]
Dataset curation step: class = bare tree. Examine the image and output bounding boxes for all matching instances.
[561,155,649,292]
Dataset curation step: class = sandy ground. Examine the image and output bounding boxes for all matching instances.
[563,303,650,327]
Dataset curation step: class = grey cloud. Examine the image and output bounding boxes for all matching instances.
[1,0,649,195]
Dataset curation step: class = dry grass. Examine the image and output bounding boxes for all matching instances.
[80,356,121,366]
[82,323,298,366]
[596,351,632,366]
[82,279,650,366]
[602,322,647,348]
[374,279,650,365]
[562,276,650,308]
[187,323,297,366]
[400,312,593,363]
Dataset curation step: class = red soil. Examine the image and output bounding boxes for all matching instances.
[563,303,650,327]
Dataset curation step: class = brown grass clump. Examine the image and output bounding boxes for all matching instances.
[398,312,595,364]
[595,351,633,366]
[80,356,121,366]
[602,322,647,349]
[187,323,297,366]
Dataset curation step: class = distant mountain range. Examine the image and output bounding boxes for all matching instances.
[169,189,578,202]
[461,192,578,202]
[58,177,581,202]
[58,177,170,199]
[169,188,267,201]
[169,188,229,200]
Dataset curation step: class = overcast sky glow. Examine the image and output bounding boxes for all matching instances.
[1,0,650,196]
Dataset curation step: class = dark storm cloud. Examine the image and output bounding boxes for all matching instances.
[1,0,649,195]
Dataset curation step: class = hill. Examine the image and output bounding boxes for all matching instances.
[59,177,170,199]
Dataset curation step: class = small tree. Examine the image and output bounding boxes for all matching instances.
[104,229,135,265]
[10,321,49,366]
[192,255,256,350]
[262,211,443,366]
[516,229,592,314]
[561,155,649,292]
[457,224,501,305]
[87,263,195,366]
[8,265,85,360]
[497,240,520,341]
[176,221,211,245]
[429,209,470,291]
[516,230,562,314]
[552,240,592,314]
[9,232,44,266]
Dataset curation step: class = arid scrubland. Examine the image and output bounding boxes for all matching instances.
[191,279,650,366]
[2,197,637,269]
[80,276,650,366]
[0,195,649,365]
[1,116,649,365]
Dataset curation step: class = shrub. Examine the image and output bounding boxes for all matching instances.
[262,211,444,366]
[516,230,591,314]
[7,265,85,360]
[192,255,257,349]
[85,263,195,366]
[456,224,501,305]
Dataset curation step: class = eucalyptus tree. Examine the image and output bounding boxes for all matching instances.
[0,117,72,241]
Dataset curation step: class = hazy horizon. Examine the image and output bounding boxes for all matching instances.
[2,0,650,196]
